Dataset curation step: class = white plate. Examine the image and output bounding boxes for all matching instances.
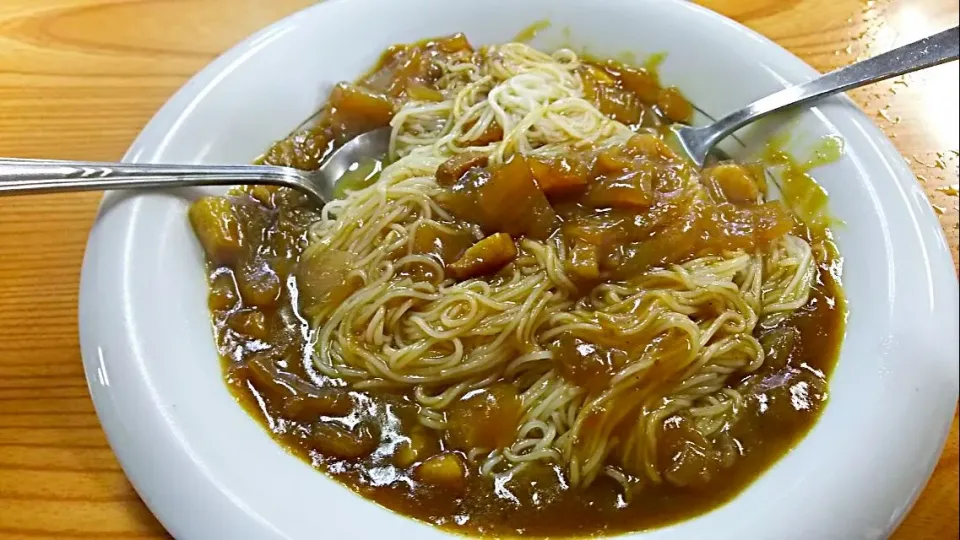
[78,0,960,538]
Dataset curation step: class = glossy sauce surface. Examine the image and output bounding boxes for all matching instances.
[192,36,847,537]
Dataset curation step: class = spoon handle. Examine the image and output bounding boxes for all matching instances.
[705,25,959,146]
[0,158,316,201]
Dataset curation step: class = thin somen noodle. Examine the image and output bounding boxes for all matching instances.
[303,42,815,489]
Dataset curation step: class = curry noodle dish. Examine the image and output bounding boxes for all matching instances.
[188,34,845,537]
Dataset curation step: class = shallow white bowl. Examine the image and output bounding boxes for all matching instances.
[78,0,960,538]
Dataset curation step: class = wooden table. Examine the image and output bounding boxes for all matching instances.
[0,0,956,537]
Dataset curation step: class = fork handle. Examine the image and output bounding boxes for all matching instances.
[0,158,308,197]
[706,25,959,148]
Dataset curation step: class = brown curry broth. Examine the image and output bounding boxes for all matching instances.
[202,36,845,537]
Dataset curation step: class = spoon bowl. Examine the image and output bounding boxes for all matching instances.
[0,127,392,205]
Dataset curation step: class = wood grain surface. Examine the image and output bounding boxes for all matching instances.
[0,0,956,538]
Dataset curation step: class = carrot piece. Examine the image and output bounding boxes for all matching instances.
[329,83,394,125]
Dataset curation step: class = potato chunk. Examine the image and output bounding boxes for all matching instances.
[616,65,661,103]
[657,86,693,123]
[235,260,281,308]
[598,85,643,125]
[393,425,441,468]
[581,66,643,125]
[188,196,244,265]
[567,240,600,280]
[703,162,761,204]
[329,83,394,126]
[625,133,676,160]
[447,233,518,280]
[208,272,239,311]
[433,33,472,53]
[415,452,467,491]
[445,383,522,450]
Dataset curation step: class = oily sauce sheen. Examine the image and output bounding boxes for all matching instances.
[195,35,845,537]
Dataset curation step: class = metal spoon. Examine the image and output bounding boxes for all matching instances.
[673,25,958,168]
[0,127,392,205]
